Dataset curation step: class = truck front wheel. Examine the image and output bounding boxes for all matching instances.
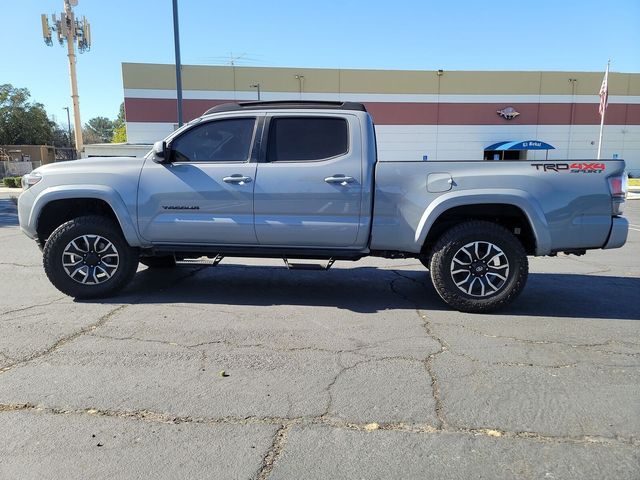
[43,215,139,298]
[429,220,528,313]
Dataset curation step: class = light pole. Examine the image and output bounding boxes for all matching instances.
[250,83,261,100]
[295,75,304,100]
[41,0,90,158]
[172,0,184,127]
[63,106,72,148]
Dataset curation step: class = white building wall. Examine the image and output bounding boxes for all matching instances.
[376,125,640,165]
[126,122,176,144]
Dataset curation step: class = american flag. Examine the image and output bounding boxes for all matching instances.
[599,63,609,117]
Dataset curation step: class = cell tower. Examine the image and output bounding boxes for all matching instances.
[41,0,91,157]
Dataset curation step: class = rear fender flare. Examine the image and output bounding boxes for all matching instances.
[414,189,551,256]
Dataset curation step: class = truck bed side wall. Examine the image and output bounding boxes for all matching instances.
[370,160,626,255]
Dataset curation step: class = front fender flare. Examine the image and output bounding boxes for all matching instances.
[414,189,551,256]
[29,185,142,247]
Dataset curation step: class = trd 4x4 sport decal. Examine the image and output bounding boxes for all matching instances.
[531,163,606,173]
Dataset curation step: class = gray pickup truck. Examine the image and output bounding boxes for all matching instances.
[18,101,629,312]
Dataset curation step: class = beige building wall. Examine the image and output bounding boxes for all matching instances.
[122,64,640,167]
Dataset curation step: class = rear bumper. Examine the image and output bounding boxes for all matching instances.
[603,216,628,249]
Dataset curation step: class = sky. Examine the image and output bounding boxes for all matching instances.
[3,0,640,126]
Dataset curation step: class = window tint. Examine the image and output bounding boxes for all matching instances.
[171,118,255,162]
[267,117,348,162]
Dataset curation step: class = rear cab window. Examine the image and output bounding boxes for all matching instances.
[266,117,348,162]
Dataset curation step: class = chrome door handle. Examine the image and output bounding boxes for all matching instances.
[324,175,355,185]
[223,175,252,184]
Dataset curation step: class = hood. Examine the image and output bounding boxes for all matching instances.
[34,156,146,175]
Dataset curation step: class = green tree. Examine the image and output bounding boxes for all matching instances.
[0,84,55,145]
[112,102,127,143]
[83,116,114,144]
[51,123,72,148]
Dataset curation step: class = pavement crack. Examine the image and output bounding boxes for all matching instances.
[0,305,128,374]
[321,357,380,418]
[1,403,636,448]
[0,264,215,373]
[421,316,448,429]
[0,262,40,268]
[88,333,193,349]
[256,422,294,480]
[390,270,449,430]
[0,296,67,318]
[448,350,580,370]
[88,334,382,360]
[435,322,640,352]
[493,361,577,368]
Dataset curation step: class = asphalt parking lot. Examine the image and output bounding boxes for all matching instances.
[0,192,638,479]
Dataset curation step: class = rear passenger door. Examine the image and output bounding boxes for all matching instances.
[253,115,363,247]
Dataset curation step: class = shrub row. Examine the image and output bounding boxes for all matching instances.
[2,176,23,188]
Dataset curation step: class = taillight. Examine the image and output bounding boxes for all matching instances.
[608,173,627,215]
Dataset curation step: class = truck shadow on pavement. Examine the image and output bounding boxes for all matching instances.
[88,264,640,320]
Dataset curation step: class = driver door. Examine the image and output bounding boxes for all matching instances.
[137,116,260,245]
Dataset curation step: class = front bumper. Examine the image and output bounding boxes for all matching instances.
[17,189,36,239]
[603,216,629,249]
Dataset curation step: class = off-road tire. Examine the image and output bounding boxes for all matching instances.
[429,220,528,313]
[139,255,177,268]
[43,215,138,298]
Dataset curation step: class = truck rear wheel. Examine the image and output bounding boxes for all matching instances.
[429,220,528,313]
[43,215,139,298]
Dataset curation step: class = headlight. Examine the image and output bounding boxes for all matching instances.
[21,172,42,189]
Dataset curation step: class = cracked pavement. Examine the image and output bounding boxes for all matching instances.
[0,194,639,479]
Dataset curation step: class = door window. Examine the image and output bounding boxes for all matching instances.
[171,118,256,162]
[267,117,348,162]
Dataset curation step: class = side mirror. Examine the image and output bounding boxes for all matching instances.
[152,141,168,162]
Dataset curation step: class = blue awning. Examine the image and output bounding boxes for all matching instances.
[485,140,555,151]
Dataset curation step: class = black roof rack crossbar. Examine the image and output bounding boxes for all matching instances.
[204,100,367,115]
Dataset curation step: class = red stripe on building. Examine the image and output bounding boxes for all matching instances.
[124,98,638,125]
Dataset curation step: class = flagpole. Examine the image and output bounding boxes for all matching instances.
[597,107,605,160]
[597,60,610,160]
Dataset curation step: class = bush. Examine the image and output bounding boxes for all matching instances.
[2,177,21,188]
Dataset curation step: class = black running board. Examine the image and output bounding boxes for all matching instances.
[283,258,335,271]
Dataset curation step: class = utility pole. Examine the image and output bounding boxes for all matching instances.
[172,0,184,127]
[41,0,91,158]
[63,106,72,148]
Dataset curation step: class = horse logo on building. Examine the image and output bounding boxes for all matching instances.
[497,107,520,120]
